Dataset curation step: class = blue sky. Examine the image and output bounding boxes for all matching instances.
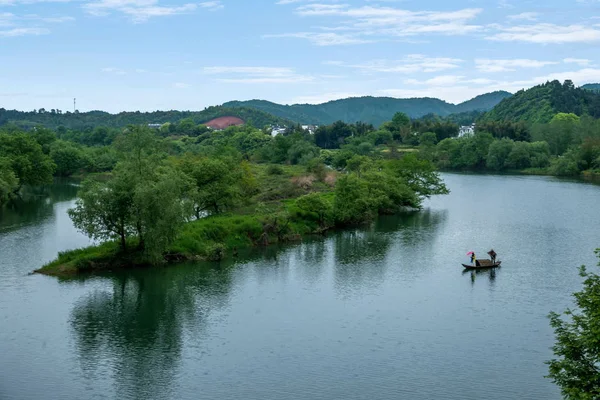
[2,0,600,112]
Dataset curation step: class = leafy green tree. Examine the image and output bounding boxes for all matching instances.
[387,154,449,201]
[132,167,191,262]
[295,193,333,227]
[435,138,461,169]
[549,151,580,176]
[179,156,240,217]
[505,141,531,169]
[50,140,87,176]
[529,141,551,168]
[385,112,412,142]
[486,138,514,170]
[547,250,600,399]
[288,141,319,165]
[345,155,372,177]
[0,157,19,204]
[69,126,191,261]
[30,127,57,153]
[176,118,196,135]
[69,177,134,252]
[333,174,375,225]
[85,146,118,172]
[368,130,393,146]
[419,132,438,147]
[0,132,55,189]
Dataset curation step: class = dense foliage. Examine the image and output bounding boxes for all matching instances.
[547,250,600,399]
[425,111,600,175]
[224,92,510,127]
[0,106,291,131]
[481,80,600,124]
[34,114,450,272]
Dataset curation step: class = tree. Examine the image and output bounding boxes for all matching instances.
[486,138,514,171]
[0,132,56,189]
[505,141,531,169]
[387,154,449,201]
[69,177,133,252]
[419,132,438,147]
[179,156,240,217]
[333,174,375,225]
[295,193,332,227]
[0,157,19,204]
[386,112,412,142]
[50,140,87,176]
[547,250,600,399]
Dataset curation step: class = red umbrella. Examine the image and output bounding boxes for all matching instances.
[466,251,474,255]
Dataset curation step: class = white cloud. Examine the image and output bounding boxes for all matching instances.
[507,12,538,21]
[563,58,591,66]
[380,68,600,103]
[0,27,49,36]
[173,82,190,89]
[202,66,314,84]
[264,32,372,46]
[268,4,483,45]
[475,58,558,73]
[84,0,198,22]
[0,0,73,4]
[289,92,363,104]
[0,12,14,27]
[24,15,75,23]
[488,23,600,43]
[199,1,223,11]
[405,75,465,86]
[328,55,463,74]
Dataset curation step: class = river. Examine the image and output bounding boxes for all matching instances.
[1,174,599,400]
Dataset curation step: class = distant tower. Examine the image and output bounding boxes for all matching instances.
[74,98,76,113]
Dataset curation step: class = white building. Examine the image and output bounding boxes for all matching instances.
[458,123,475,137]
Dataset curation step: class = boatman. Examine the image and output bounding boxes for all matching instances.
[488,249,497,264]
[471,252,476,265]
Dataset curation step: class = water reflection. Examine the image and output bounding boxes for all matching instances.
[463,268,498,288]
[69,263,234,400]
[333,210,448,297]
[0,179,79,232]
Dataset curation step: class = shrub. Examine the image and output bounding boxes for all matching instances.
[266,165,285,175]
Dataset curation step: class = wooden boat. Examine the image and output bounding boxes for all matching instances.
[462,259,501,270]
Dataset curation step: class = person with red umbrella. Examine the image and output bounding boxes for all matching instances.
[467,251,476,265]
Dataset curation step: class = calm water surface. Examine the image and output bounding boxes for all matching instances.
[1,174,600,400]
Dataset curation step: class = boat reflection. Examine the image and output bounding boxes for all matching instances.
[463,267,498,286]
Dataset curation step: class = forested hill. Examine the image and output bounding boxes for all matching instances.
[223,91,511,127]
[582,83,600,92]
[0,106,291,131]
[481,80,600,124]
[454,91,512,113]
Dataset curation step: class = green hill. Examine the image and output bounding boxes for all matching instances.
[0,106,291,131]
[224,92,511,127]
[454,91,512,113]
[481,80,600,124]
[582,83,600,92]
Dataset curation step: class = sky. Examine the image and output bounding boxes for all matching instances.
[2,0,600,112]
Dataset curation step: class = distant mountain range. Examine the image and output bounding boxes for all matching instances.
[0,106,292,131]
[5,82,600,130]
[223,91,512,127]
